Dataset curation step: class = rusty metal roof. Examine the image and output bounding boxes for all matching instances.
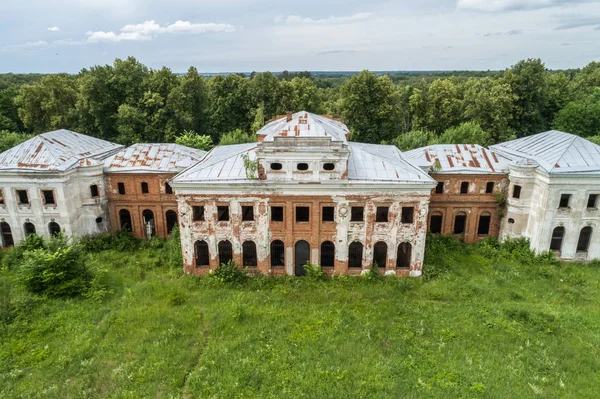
[490,130,600,175]
[104,143,207,173]
[257,111,349,143]
[404,144,510,175]
[0,129,123,172]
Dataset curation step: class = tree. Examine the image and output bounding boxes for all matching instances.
[208,74,252,141]
[392,130,434,151]
[425,78,464,134]
[340,71,400,143]
[552,94,600,137]
[219,129,255,145]
[0,87,23,131]
[175,130,214,151]
[434,122,492,147]
[166,67,209,139]
[250,72,281,119]
[0,130,34,153]
[570,61,600,99]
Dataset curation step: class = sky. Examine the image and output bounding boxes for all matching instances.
[0,0,599,73]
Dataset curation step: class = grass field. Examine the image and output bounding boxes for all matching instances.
[1,237,600,398]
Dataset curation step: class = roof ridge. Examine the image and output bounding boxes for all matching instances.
[549,131,579,172]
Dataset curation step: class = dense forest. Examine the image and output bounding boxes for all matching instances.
[1,58,600,153]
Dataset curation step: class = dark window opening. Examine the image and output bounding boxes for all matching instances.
[460,182,469,194]
[373,242,387,268]
[550,226,565,252]
[243,241,257,267]
[477,214,491,236]
[48,222,61,237]
[270,240,285,267]
[0,222,14,247]
[119,209,132,231]
[217,206,230,221]
[166,210,178,233]
[95,217,103,224]
[454,214,467,235]
[90,184,99,198]
[296,206,310,222]
[192,206,205,221]
[376,207,389,222]
[271,162,282,171]
[486,182,494,194]
[271,206,284,222]
[297,163,309,171]
[142,209,156,237]
[559,194,571,208]
[320,241,335,267]
[348,242,363,268]
[512,185,521,199]
[195,240,209,267]
[577,227,592,252]
[322,206,335,222]
[0,189,4,205]
[165,183,173,195]
[430,214,443,234]
[401,207,414,224]
[397,242,412,269]
[508,218,515,224]
[587,194,598,209]
[351,206,364,222]
[118,182,126,195]
[42,190,55,205]
[17,190,29,205]
[24,222,36,236]
[323,163,335,171]
[141,182,149,194]
[242,206,254,221]
[435,182,444,194]
[218,241,233,265]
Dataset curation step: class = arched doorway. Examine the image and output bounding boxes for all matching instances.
[373,241,387,268]
[119,209,132,232]
[142,209,155,238]
[397,242,412,269]
[48,222,61,237]
[577,227,592,253]
[270,240,285,267]
[294,240,310,276]
[0,222,14,247]
[348,242,363,268]
[550,226,565,252]
[218,240,233,266]
[165,210,178,234]
[194,240,209,267]
[24,222,36,236]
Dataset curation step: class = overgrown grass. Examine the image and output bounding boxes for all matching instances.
[1,236,600,398]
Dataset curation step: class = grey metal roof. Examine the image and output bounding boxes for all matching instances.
[257,111,349,143]
[403,144,510,175]
[490,130,600,174]
[104,143,206,173]
[172,141,434,184]
[0,129,123,172]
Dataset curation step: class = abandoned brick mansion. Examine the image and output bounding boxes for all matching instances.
[1,112,600,275]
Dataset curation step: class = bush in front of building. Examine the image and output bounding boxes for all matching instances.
[362,262,384,281]
[78,230,141,253]
[211,260,247,285]
[1,233,45,269]
[303,262,327,281]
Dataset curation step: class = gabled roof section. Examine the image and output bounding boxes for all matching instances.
[257,111,349,143]
[347,142,434,183]
[490,130,600,174]
[403,144,510,175]
[104,143,206,173]
[0,129,123,172]
[172,143,258,182]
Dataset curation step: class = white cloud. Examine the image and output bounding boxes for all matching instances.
[283,12,372,25]
[0,40,48,53]
[47,26,60,32]
[457,0,588,12]
[85,20,235,43]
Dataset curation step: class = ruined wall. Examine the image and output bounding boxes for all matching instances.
[105,172,179,239]
[176,192,430,277]
[428,173,508,243]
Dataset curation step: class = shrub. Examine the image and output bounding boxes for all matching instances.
[303,262,327,281]
[79,230,140,253]
[211,260,247,285]
[19,237,92,298]
[2,234,45,269]
[363,262,383,281]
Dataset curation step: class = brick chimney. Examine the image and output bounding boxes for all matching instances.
[286,111,292,122]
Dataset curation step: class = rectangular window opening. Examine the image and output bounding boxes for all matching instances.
[430,215,443,234]
[454,215,467,235]
[165,183,173,195]
[0,189,5,205]
[17,190,29,205]
[141,182,149,194]
[376,207,389,222]
[460,182,469,194]
[435,182,444,194]
[477,215,491,236]
[192,206,205,221]
[401,207,414,224]
[588,194,598,209]
[512,185,521,199]
[118,182,126,195]
[322,206,335,222]
[486,182,494,194]
[217,206,230,221]
[296,206,310,222]
[90,184,99,198]
[351,206,364,222]
[559,194,571,209]
[271,206,284,222]
[242,205,254,221]
[42,190,55,205]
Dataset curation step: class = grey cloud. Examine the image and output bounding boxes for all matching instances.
[554,14,600,29]
[317,49,356,56]
[457,0,592,13]
[483,29,524,36]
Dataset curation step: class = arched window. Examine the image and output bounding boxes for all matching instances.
[119,209,132,231]
[194,240,209,267]
[430,212,443,234]
[48,222,61,237]
[373,241,387,268]
[477,212,491,236]
[24,222,36,236]
[577,227,593,253]
[142,209,155,238]
[218,240,233,266]
[454,212,467,235]
[550,226,565,252]
[270,240,285,267]
[165,210,178,234]
[243,241,257,267]
[397,242,412,269]
[320,241,335,267]
[0,222,14,247]
[348,242,363,268]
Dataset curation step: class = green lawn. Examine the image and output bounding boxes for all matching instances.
[1,239,600,398]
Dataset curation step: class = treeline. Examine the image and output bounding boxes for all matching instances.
[1,57,600,151]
